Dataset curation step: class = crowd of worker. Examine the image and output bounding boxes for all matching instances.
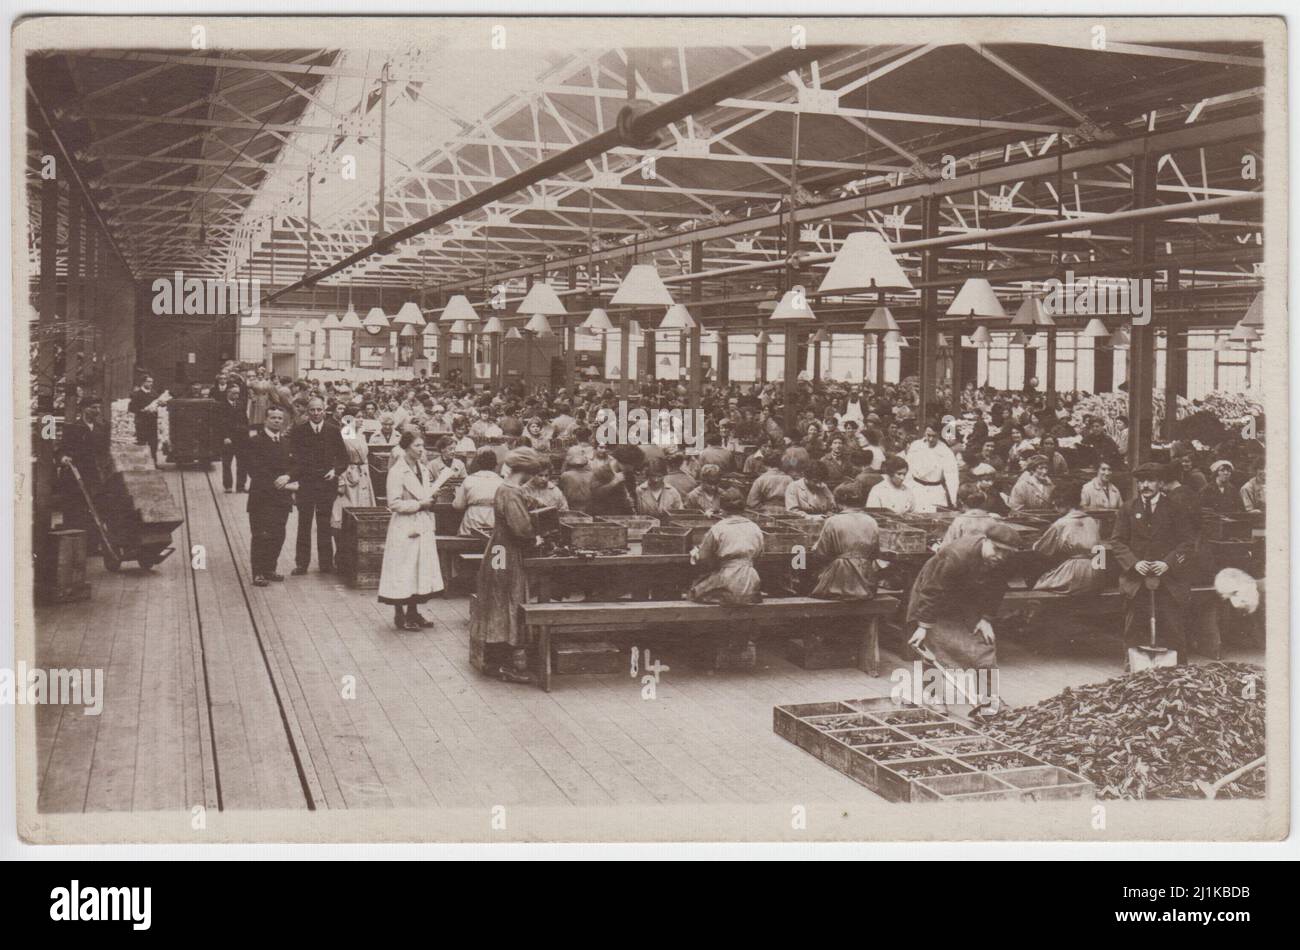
[88,362,1265,693]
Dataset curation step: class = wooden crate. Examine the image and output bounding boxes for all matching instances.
[553,640,624,675]
[641,526,693,555]
[774,698,1093,802]
[166,398,221,463]
[339,508,391,588]
[600,514,659,540]
[108,443,155,475]
[36,529,91,604]
[562,519,628,552]
[878,525,928,555]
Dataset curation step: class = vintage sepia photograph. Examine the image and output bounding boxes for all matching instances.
[9,15,1289,846]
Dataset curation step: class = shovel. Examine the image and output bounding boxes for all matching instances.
[1194,756,1265,799]
[1127,574,1177,672]
[913,642,980,711]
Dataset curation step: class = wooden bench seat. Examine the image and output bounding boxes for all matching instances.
[522,595,899,691]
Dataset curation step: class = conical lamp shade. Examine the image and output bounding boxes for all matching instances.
[441,294,480,323]
[770,286,816,322]
[658,304,696,330]
[582,307,614,332]
[505,327,524,341]
[394,300,425,326]
[1109,327,1131,348]
[321,312,342,330]
[481,315,504,334]
[450,320,471,335]
[338,308,364,330]
[1082,317,1109,337]
[1009,330,1030,346]
[399,323,419,337]
[936,332,950,349]
[517,281,567,315]
[1229,321,1260,342]
[1241,291,1264,328]
[610,264,674,307]
[525,313,554,336]
[863,306,901,333]
[811,328,830,343]
[627,319,642,337]
[817,231,913,293]
[969,325,993,346]
[361,307,388,330]
[1011,296,1054,327]
[755,330,771,345]
[946,278,1006,319]
[888,331,909,348]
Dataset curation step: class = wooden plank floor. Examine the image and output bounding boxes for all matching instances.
[34,466,1266,813]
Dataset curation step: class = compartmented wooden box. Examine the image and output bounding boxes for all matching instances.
[599,514,660,540]
[640,525,694,554]
[774,698,1093,802]
[339,507,391,589]
[562,518,628,552]
[877,525,929,555]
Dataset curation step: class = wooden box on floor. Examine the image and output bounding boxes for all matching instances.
[553,640,624,675]
[165,398,221,465]
[787,635,860,670]
[711,639,756,671]
[36,529,91,604]
[339,507,390,589]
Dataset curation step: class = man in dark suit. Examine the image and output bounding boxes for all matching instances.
[218,385,250,493]
[245,406,297,586]
[1108,461,1198,659]
[58,397,111,552]
[288,396,350,575]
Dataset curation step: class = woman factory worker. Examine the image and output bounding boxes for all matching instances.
[938,485,1001,549]
[453,448,504,536]
[1201,459,1245,514]
[1031,482,1106,594]
[331,413,376,533]
[686,463,725,514]
[1008,454,1054,511]
[377,430,444,631]
[469,446,547,683]
[810,483,879,600]
[906,522,1022,716]
[746,448,794,512]
[785,459,836,515]
[688,489,764,605]
[865,456,916,514]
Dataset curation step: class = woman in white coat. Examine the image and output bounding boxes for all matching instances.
[378,430,444,630]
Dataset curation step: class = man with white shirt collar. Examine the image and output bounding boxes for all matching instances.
[1108,461,1198,662]
[245,407,299,586]
[288,398,350,575]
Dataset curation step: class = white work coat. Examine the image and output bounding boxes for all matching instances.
[378,454,444,602]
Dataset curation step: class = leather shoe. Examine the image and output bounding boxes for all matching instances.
[252,575,270,587]
[291,566,309,576]
[408,612,434,628]
[267,573,285,582]
[402,619,424,632]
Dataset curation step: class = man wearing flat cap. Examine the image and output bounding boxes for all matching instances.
[906,522,1021,714]
[1108,461,1198,661]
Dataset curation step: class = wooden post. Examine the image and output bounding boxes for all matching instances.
[37,138,59,410]
[564,263,578,391]
[756,327,768,383]
[717,331,730,386]
[1046,327,1058,409]
[688,240,703,404]
[619,311,632,398]
[1127,153,1158,468]
[66,197,82,400]
[1162,267,1184,440]
[918,196,940,425]
[876,333,885,386]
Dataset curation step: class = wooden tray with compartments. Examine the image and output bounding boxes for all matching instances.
[773,698,1093,802]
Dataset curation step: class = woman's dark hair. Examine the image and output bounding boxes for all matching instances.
[1053,480,1084,510]
[882,456,908,476]
[436,435,455,451]
[864,427,883,444]
[718,488,747,514]
[833,482,863,507]
[398,429,422,451]
[957,484,987,510]
[469,448,499,474]
[646,458,668,478]
[805,459,828,484]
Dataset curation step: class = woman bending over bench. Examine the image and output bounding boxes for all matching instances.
[688,489,763,605]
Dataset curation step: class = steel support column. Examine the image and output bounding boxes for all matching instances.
[917,195,940,425]
[1127,153,1159,468]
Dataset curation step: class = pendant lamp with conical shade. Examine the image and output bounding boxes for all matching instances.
[583,307,614,332]
[888,331,909,348]
[450,319,471,335]
[361,307,387,331]
[863,306,901,333]
[322,312,342,330]
[811,328,831,344]
[1009,330,1030,347]
[770,285,816,322]
[517,280,567,316]
[481,315,504,335]
[1109,327,1131,349]
[1011,296,1055,327]
[441,294,479,324]
[969,325,993,347]
[610,264,674,307]
[399,323,419,337]
[1241,291,1263,328]
[335,307,362,330]
[659,304,696,330]
[755,329,771,345]
[505,327,524,341]
[818,231,913,293]
[936,332,950,350]
[946,278,1006,319]
[525,313,554,336]
[394,300,425,326]
[1082,317,1109,338]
